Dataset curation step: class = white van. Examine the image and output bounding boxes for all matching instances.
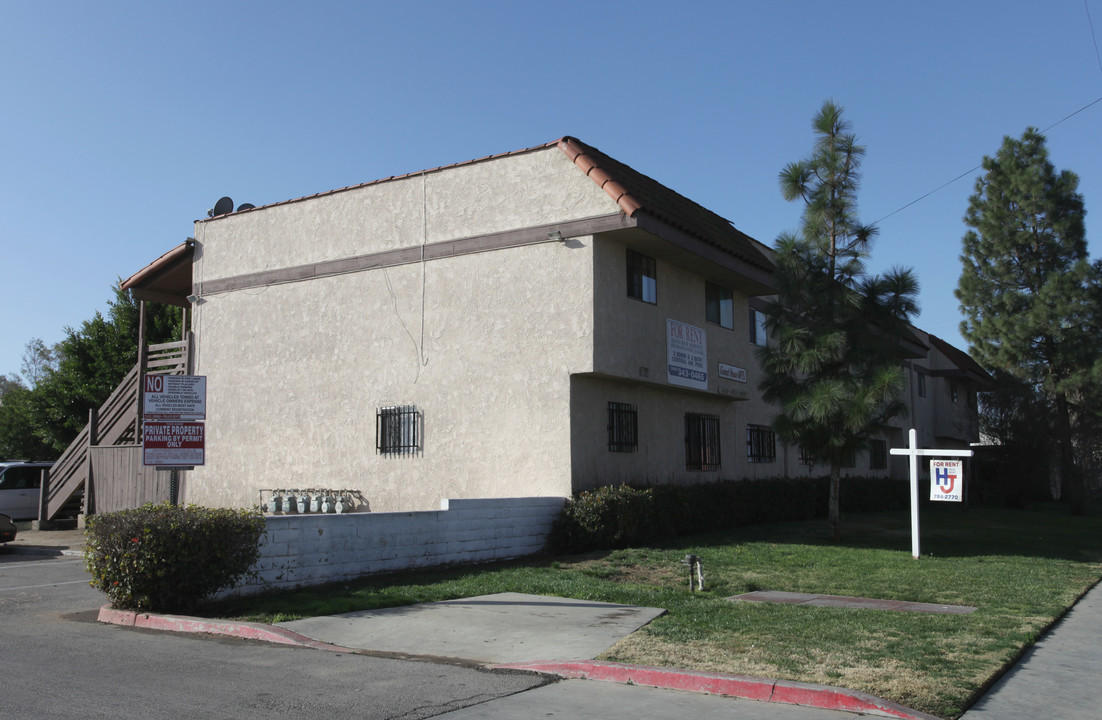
[0,461,53,521]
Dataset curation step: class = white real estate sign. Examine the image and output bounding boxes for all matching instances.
[930,459,964,502]
[667,319,708,390]
[890,429,973,558]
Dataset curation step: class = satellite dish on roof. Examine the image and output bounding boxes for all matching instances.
[236,203,255,212]
[211,196,234,217]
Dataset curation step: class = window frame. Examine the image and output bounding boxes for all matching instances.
[748,307,768,346]
[705,282,734,330]
[746,423,776,463]
[376,405,421,456]
[916,372,927,398]
[685,412,721,471]
[869,439,888,470]
[607,401,638,453]
[626,249,657,304]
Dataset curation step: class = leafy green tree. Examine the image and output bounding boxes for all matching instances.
[956,128,1098,513]
[0,382,56,459]
[19,337,59,388]
[759,101,919,542]
[27,285,182,455]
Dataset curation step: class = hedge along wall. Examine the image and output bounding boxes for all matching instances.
[227,497,565,596]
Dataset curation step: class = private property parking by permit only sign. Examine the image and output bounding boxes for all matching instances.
[143,422,205,467]
[143,375,206,420]
[930,459,963,502]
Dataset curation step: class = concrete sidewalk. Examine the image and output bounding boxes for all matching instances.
[959,580,1102,719]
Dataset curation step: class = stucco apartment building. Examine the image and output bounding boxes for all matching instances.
[123,137,989,513]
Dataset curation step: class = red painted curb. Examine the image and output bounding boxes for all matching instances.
[495,660,944,720]
[96,605,356,654]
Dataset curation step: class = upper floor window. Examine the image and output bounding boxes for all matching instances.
[705,282,734,329]
[685,412,721,471]
[749,308,768,346]
[377,405,421,456]
[607,402,638,453]
[746,423,776,463]
[951,384,959,404]
[916,372,927,398]
[626,249,657,304]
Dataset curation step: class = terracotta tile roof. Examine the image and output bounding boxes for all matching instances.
[556,137,773,273]
[200,136,773,274]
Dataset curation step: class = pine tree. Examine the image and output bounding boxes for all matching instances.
[956,128,1098,513]
[759,101,919,542]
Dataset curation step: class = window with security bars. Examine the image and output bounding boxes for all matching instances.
[842,448,857,468]
[685,412,721,471]
[869,439,887,470]
[746,424,776,463]
[607,402,638,452]
[376,405,421,456]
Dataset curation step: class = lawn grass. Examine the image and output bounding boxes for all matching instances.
[209,503,1102,719]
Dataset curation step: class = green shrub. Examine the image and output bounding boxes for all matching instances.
[548,485,672,553]
[549,476,909,553]
[84,502,267,613]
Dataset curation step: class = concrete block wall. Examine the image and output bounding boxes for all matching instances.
[231,496,566,595]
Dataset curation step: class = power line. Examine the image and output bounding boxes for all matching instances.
[1085,0,1102,80]
[872,1,1102,227]
[872,94,1102,227]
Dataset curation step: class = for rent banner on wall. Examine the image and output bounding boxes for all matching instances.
[667,319,708,390]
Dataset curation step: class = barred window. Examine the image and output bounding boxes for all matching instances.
[798,445,815,468]
[685,412,721,471]
[626,249,657,304]
[841,448,857,468]
[869,439,887,470]
[376,405,421,456]
[746,424,775,463]
[607,402,638,452]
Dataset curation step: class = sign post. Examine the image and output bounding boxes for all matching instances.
[890,428,973,558]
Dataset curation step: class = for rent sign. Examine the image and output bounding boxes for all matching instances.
[667,319,708,390]
[143,421,205,467]
[929,459,964,502]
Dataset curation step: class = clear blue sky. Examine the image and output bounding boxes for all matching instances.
[3,0,1101,379]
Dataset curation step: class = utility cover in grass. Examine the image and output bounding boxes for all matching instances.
[730,591,976,615]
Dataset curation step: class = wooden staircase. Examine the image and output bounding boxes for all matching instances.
[44,338,190,521]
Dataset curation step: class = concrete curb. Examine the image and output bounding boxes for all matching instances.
[495,660,943,720]
[97,606,942,719]
[96,606,358,654]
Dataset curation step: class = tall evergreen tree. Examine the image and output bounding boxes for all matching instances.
[956,127,1098,512]
[759,101,919,542]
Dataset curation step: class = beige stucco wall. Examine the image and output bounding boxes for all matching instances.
[195,146,616,282]
[570,237,769,486]
[187,146,615,511]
